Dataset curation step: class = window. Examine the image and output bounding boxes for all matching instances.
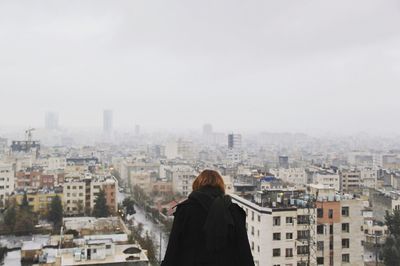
[258,215,261,222]
[286,232,293,239]
[317,208,323,218]
[297,245,309,255]
[317,241,324,251]
[251,241,254,250]
[273,232,281,240]
[273,248,281,257]
[93,248,97,254]
[342,207,349,217]
[342,239,350,248]
[297,215,309,225]
[273,216,281,226]
[328,209,333,219]
[329,225,333,235]
[317,257,324,265]
[286,217,293,224]
[342,254,350,263]
[317,225,324,234]
[251,226,254,236]
[342,223,350,233]
[297,230,309,240]
[252,211,254,221]
[257,246,260,253]
[285,248,293,258]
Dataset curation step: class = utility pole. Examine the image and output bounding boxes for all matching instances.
[159,228,162,263]
[375,233,379,266]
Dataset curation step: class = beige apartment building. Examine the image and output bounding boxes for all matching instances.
[63,174,118,216]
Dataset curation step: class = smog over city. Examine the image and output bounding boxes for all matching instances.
[0,1,400,266]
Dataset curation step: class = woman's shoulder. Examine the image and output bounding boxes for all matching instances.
[173,198,197,214]
[229,202,246,217]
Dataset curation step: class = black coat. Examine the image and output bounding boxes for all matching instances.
[161,186,255,266]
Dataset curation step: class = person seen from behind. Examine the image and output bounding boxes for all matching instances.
[161,169,255,266]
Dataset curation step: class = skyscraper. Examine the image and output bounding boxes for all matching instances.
[103,110,113,135]
[228,133,241,149]
[279,155,289,169]
[45,112,59,130]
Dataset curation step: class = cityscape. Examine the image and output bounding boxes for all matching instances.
[1,1,400,266]
[0,112,399,265]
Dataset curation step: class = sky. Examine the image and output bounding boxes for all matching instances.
[0,0,400,134]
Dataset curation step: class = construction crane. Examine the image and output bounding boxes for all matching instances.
[25,128,35,143]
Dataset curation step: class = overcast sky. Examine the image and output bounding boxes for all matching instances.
[0,0,399,134]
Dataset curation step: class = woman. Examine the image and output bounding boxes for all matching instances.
[161,169,255,266]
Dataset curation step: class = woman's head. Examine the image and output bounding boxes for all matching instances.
[192,169,225,193]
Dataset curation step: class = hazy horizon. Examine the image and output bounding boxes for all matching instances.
[1,0,400,135]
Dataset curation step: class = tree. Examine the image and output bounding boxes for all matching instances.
[0,245,7,263]
[48,195,63,231]
[92,190,109,217]
[3,204,16,232]
[122,197,136,215]
[383,210,400,266]
[111,168,121,183]
[142,231,157,265]
[20,192,30,211]
[76,200,84,216]
[14,209,35,235]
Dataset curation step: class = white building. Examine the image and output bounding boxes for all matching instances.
[166,165,197,196]
[231,191,316,266]
[313,171,340,191]
[39,156,67,171]
[360,169,378,189]
[270,168,307,187]
[0,163,14,205]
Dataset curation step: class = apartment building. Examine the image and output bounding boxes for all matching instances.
[166,165,197,196]
[270,168,307,187]
[16,168,42,189]
[231,189,316,266]
[340,170,361,194]
[63,175,118,216]
[0,163,15,205]
[151,179,173,197]
[14,188,63,215]
[38,156,66,171]
[313,171,340,191]
[131,172,153,194]
[309,185,364,265]
[360,169,377,189]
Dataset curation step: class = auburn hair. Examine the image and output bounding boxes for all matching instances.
[192,169,225,193]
